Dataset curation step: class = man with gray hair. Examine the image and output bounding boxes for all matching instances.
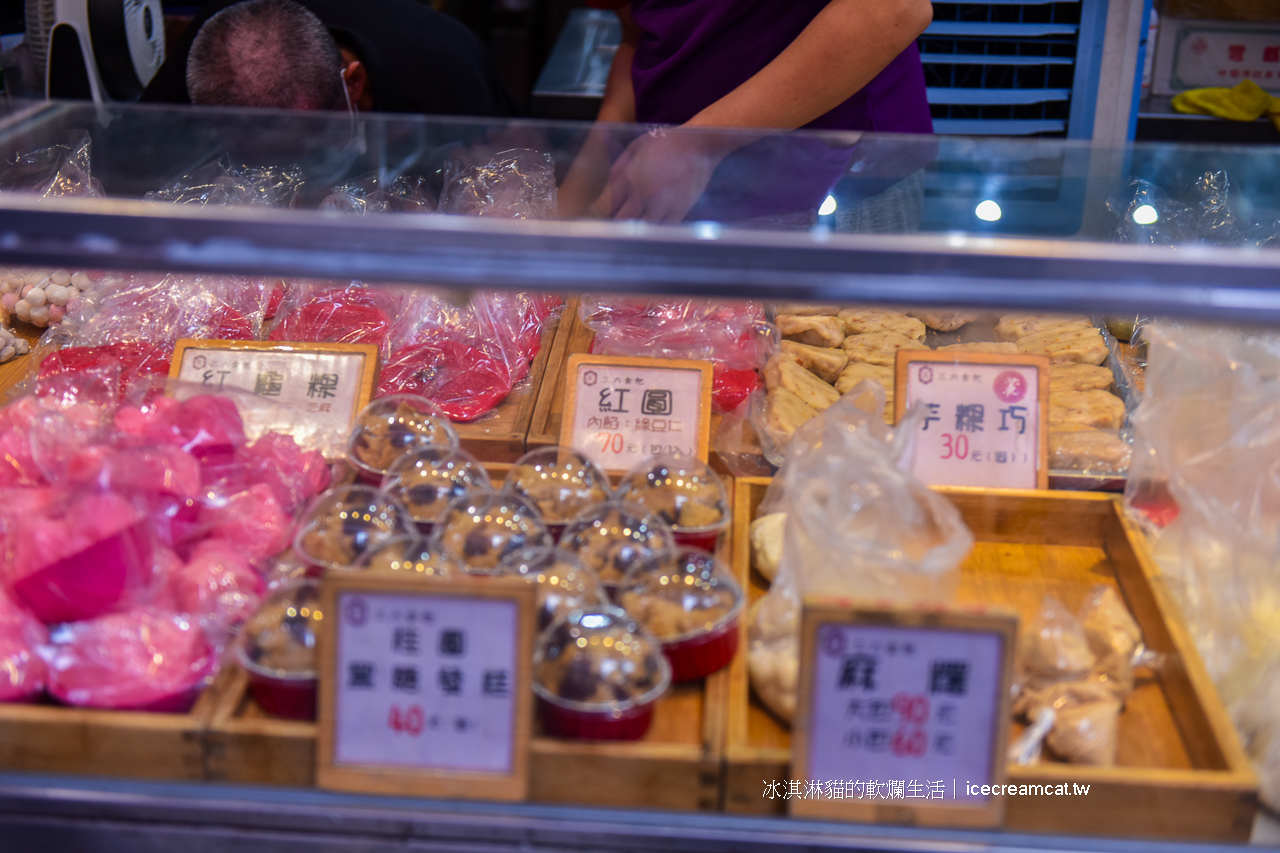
[143,0,516,117]
[186,0,348,111]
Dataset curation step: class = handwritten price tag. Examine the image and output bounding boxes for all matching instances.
[895,351,1049,490]
[792,602,1016,828]
[170,339,378,458]
[317,574,535,801]
[561,354,713,473]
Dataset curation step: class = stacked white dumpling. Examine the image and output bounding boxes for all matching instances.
[0,268,102,328]
[0,324,29,364]
[995,314,1131,475]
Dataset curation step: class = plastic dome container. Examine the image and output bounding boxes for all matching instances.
[294,485,412,572]
[617,548,743,682]
[355,535,460,577]
[235,580,322,720]
[382,446,492,535]
[533,607,671,740]
[502,447,612,539]
[617,454,729,553]
[347,394,458,483]
[558,500,675,592]
[433,491,552,573]
[496,546,609,631]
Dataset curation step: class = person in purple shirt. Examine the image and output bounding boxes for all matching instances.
[560,0,934,224]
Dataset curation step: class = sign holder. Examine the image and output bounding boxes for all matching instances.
[791,599,1016,828]
[894,350,1050,490]
[316,573,536,801]
[560,353,713,473]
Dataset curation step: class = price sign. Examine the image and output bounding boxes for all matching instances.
[170,339,379,458]
[316,573,535,801]
[792,601,1016,828]
[895,350,1049,490]
[561,354,713,473]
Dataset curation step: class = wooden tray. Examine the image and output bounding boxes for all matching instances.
[527,296,591,451]
[724,477,1257,841]
[202,475,735,809]
[0,685,217,781]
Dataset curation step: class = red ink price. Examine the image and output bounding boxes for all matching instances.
[598,432,624,454]
[892,692,930,724]
[388,703,424,736]
[940,433,969,460]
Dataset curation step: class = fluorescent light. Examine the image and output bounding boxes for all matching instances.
[818,195,837,216]
[975,199,1002,222]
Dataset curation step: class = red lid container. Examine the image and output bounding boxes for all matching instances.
[616,454,730,554]
[236,579,323,720]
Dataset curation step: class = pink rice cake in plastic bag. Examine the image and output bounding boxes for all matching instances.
[197,482,293,564]
[44,608,214,712]
[114,394,247,467]
[0,589,47,702]
[233,433,331,515]
[8,490,155,624]
[170,538,263,631]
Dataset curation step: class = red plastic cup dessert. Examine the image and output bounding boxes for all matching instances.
[496,546,608,632]
[293,485,412,573]
[236,579,323,720]
[381,446,492,536]
[432,491,552,574]
[617,454,730,555]
[355,535,460,578]
[347,394,458,484]
[558,500,675,597]
[617,548,743,682]
[533,607,671,741]
[502,447,612,541]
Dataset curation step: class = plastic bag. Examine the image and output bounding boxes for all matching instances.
[1019,595,1096,689]
[746,385,974,723]
[0,325,29,365]
[319,172,436,214]
[439,149,557,219]
[1123,322,1280,805]
[0,133,107,327]
[42,609,215,712]
[146,156,305,208]
[581,297,774,414]
[0,131,102,199]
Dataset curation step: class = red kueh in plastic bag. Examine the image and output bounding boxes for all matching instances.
[43,609,214,712]
[0,589,47,702]
[7,490,155,624]
[198,482,293,564]
[37,341,172,402]
[234,433,331,514]
[378,340,513,422]
[268,289,392,352]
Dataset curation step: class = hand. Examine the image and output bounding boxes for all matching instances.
[605,129,730,223]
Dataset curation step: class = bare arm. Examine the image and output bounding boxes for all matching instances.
[557,6,639,217]
[688,0,933,135]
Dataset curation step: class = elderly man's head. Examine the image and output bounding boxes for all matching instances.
[187,0,367,111]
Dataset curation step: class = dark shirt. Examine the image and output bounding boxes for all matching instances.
[142,0,518,117]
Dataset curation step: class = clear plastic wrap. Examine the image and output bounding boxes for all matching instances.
[0,133,106,328]
[439,149,557,219]
[43,608,215,712]
[266,282,398,356]
[747,385,974,723]
[146,156,305,208]
[0,131,102,199]
[0,325,30,364]
[580,298,774,414]
[319,172,436,214]
[1122,322,1280,805]
[0,588,47,702]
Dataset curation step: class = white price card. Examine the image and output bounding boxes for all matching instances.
[170,339,379,459]
[317,573,535,801]
[561,354,713,473]
[895,350,1050,490]
[792,602,1016,828]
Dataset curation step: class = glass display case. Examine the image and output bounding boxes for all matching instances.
[0,99,1276,853]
